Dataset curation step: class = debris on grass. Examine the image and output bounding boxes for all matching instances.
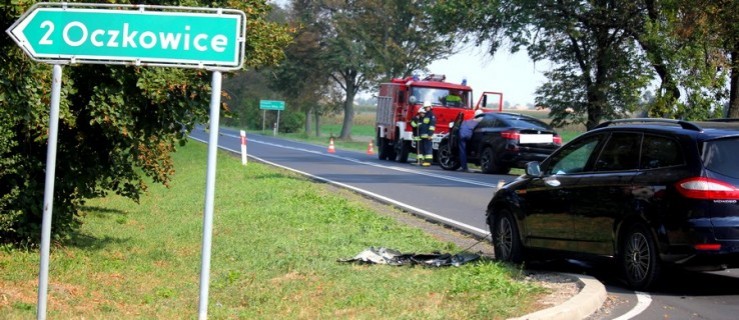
[338,247,480,267]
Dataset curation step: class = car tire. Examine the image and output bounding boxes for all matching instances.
[492,209,524,263]
[620,223,662,290]
[438,139,460,171]
[480,147,498,174]
[395,139,410,163]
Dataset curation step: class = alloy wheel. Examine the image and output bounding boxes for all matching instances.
[624,231,650,284]
[496,217,513,260]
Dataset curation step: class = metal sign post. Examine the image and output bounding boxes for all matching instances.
[6,3,246,320]
[198,70,222,319]
[36,63,64,319]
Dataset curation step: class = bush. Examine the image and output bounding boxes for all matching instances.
[279,111,305,133]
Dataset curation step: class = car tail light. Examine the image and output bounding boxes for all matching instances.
[694,243,721,251]
[676,177,739,200]
[553,135,563,145]
[501,130,520,141]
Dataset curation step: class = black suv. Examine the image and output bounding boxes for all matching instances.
[438,112,562,174]
[486,118,739,290]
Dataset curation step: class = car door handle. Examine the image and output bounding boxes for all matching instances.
[545,178,561,187]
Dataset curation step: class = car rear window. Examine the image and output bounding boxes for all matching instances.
[703,138,739,178]
[498,114,552,130]
[594,133,641,171]
[641,135,684,169]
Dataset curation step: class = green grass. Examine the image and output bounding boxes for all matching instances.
[1,142,545,319]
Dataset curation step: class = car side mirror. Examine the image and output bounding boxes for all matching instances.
[525,161,542,177]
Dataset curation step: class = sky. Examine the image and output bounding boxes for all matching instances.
[427,45,548,106]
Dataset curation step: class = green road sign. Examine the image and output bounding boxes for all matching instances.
[6,3,246,69]
[260,100,285,110]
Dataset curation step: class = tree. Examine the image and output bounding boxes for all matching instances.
[367,0,458,80]
[617,1,726,119]
[269,0,333,136]
[432,1,736,124]
[431,1,651,129]
[672,0,739,118]
[326,0,459,139]
[270,0,457,140]
[0,0,292,245]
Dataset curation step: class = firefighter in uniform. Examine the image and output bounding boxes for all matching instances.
[445,90,463,107]
[411,101,436,166]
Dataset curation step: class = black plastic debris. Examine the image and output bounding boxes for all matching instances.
[338,247,480,267]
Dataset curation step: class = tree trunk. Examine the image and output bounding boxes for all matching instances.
[304,107,313,135]
[340,92,355,140]
[339,71,357,140]
[728,47,739,118]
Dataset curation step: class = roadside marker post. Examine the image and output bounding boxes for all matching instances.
[6,3,246,320]
[240,130,247,165]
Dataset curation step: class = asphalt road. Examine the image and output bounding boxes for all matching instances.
[190,126,739,320]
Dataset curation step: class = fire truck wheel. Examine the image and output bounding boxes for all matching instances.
[394,140,410,163]
[377,134,389,160]
[378,138,396,160]
[438,139,460,171]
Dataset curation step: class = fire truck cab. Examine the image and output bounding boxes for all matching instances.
[375,74,502,163]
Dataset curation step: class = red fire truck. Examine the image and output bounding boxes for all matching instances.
[375,74,502,162]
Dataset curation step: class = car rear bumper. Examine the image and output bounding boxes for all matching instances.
[662,233,739,268]
[664,250,739,269]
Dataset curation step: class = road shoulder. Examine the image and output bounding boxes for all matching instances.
[320,183,606,320]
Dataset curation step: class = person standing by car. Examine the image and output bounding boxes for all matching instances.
[459,109,483,172]
[411,101,436,166]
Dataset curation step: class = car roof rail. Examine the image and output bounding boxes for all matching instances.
[594,118,703,131]
[706,118,739,123]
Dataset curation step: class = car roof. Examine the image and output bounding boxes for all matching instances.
[591,118,739,141]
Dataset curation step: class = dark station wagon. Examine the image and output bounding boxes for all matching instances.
[486,118,739,290]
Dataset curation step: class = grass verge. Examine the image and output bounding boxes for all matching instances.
[1,142,544,319]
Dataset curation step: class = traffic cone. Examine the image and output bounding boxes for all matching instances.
[366,139,375,155]
[328,137,336,153]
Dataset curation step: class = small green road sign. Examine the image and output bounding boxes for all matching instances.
[260,100,285,110]
[6,3,246,69]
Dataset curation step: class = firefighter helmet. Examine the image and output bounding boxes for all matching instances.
[418,105,426,113]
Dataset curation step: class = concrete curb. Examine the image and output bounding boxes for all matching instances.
[509,273,606,320]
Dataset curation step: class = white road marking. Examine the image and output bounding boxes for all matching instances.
[218,131,498,188]
[612,291,651,320]
[189,132,491,236]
